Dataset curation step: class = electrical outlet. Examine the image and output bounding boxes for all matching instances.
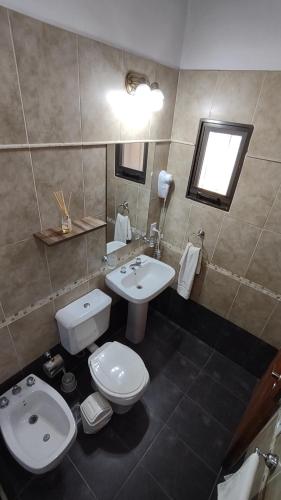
[150,222,157,237]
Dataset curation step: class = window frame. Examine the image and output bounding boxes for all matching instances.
[115,142,148,185]
[186,119,253,211]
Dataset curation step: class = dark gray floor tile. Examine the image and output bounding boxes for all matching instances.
[168,396,231,471]
[130,336,170,380]
[19,457,95,500]
[115,466,170,500]
[142,372,183,422]
[146,310,180,347]
[177,327,213,367]
[203,351,257,403]
[68,424,138,500]
[163,351,199,392]
[142,425,216,500]
[111,400,164,459]
[187,373,246,432]
[0,435,32,499]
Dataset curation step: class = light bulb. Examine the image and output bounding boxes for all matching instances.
[135,83,151,98]
[150,88,164,111]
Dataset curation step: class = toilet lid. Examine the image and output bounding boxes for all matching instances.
[89,342,147,396]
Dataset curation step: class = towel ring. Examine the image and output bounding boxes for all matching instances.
[188,228,205,249]
[118,201,129,215]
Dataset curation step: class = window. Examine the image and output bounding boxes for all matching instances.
[186,119,253,211]
[115,142,148,184]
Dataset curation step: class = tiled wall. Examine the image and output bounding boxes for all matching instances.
[0,6,178,384]
[161,70,281,350]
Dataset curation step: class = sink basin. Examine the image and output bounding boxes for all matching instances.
[105,255,175,304]
[0,375,77,474]
[106,255,175,343]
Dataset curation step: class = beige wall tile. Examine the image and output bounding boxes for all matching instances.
[263,471,281,500]
[172,70,219,143]
[150,64,178,140]
[0,239,51,316]
[0,8,26,144]
[10,12,81,143]
[79,36,122,142]
[83,146,106,217]
[47,236,87,291]
[185,203,223,261]
[265,190,281,234]
[163,196,191,249]
[88,273,106,292]
[10,304,58,368]
[199,268,239,317]
[136,187,151,234]
[0,150,40,246]
[246,230,281,294]
[249,72,281,160]
[87,227,106,274]
[230,157,281,228]
[228,284,277,336]
[210,71,264,123]
[0,327,20,384]
[167,143,194,200]
[262,303,281,348]
[54,282,89,311]
[32,147,84,229]
[212,216,261,276]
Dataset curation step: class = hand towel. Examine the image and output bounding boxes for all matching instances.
[177,243,201,299]
[114,213,132,243]
[217,453,259,500]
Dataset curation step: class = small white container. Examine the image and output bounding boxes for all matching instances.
[80,392,113,434]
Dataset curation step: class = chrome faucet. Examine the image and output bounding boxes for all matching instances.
[129,257,142,269]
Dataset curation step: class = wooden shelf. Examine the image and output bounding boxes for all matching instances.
[34,216,106,246]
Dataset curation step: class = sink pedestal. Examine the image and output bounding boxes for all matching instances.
[126,302,148,344]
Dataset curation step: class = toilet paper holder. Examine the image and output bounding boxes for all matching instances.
[256,448,279,472]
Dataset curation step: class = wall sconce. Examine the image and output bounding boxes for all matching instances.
[125,72,164,111]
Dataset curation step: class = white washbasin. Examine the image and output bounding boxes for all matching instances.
[0,375,77,474]
[105,255,175,304]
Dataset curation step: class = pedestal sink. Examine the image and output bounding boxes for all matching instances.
[105,255,175,343]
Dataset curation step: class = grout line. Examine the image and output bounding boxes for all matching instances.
[209,212,225,262]
[225,283,241,320]
[250,72,267,124]
[143,468,174,499]
[208,466,223,500]
[259,300,279,340]
[67,455,98,500]
[7,10,44,232]
[243,228,263,277]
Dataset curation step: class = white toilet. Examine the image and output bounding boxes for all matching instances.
[55,289,149,414]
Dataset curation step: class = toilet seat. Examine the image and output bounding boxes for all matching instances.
[88,342,149,405]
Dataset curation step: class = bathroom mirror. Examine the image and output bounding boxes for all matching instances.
[106,142,155,255]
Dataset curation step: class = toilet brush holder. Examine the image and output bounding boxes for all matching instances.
[61,372,77,393]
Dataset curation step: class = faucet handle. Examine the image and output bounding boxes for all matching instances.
[12,385,21,395]
[0,397,9,409]
[26,376,36,387]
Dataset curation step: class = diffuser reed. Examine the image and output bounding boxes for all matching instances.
[53,190,72,234]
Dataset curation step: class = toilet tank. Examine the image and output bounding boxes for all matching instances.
[55,289,112,355]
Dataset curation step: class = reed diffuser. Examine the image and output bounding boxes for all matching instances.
[53,190,72,234]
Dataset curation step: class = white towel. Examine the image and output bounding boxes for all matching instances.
[114,213,132,243]
[217,453,259,500]
[177,243,201,299]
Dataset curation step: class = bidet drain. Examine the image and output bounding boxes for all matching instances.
[136,285,143,289]
[28,414,38,424]
[43,433,50,442]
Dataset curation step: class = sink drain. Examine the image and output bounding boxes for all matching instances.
[136,285,143,289]
[43,433,50,442]
[28,414,38,424]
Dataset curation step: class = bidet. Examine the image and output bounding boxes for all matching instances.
[0,374,77,474]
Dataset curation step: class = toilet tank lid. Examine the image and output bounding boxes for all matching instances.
[55,289,112,329]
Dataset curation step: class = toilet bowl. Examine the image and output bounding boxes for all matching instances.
[0,375,77,474]
[89,341,149,413]
[55,289,150,413]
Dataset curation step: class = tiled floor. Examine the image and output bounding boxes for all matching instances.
[0,307,258,500]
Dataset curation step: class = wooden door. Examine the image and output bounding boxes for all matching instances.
[224,350,281,467]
